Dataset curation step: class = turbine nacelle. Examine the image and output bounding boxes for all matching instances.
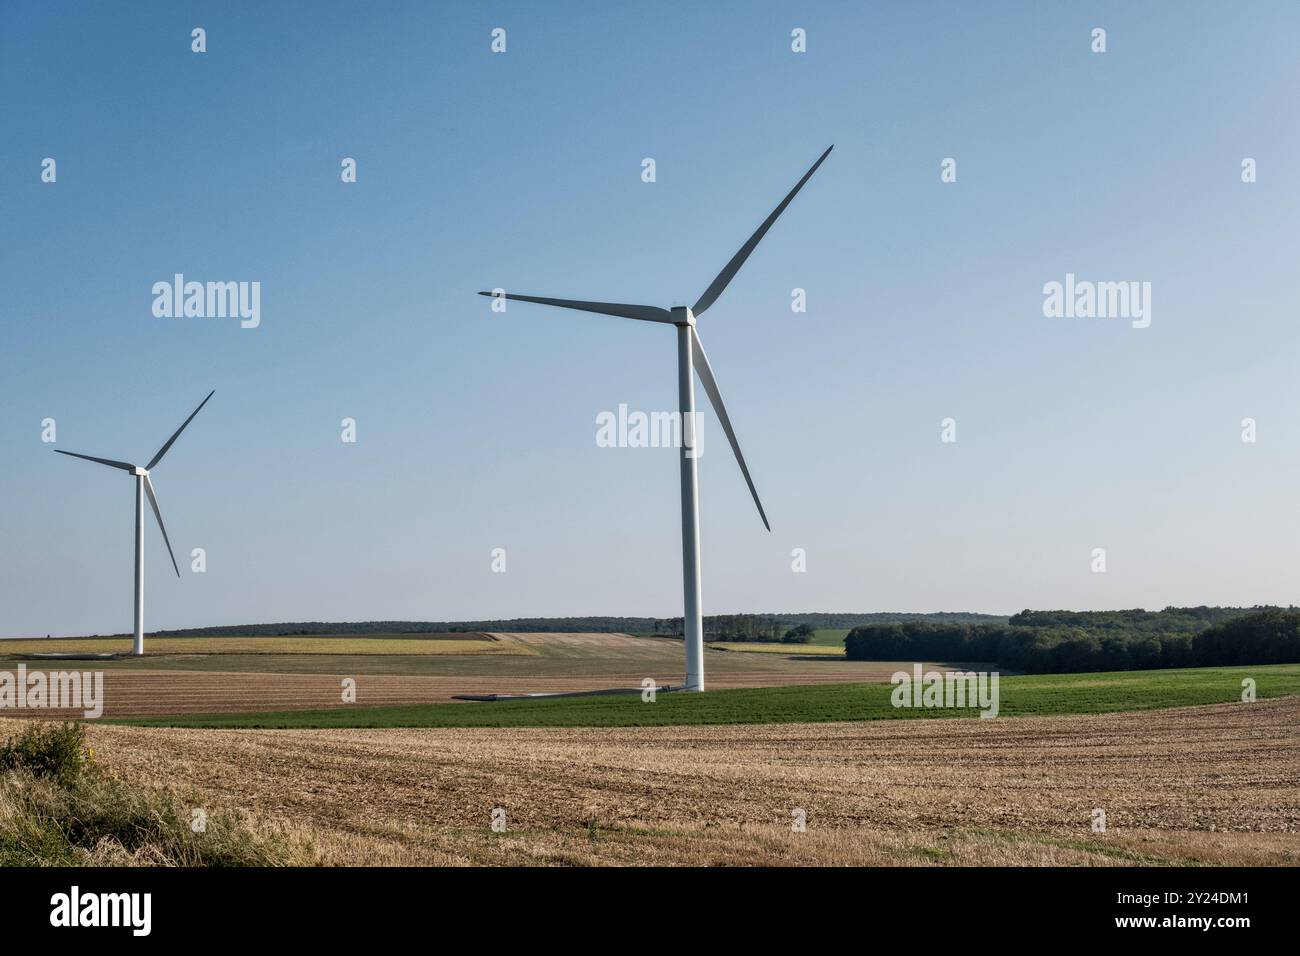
[670,306,696,327]
[131,466,149,477]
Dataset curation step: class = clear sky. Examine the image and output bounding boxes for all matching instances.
[3,1,1299,636]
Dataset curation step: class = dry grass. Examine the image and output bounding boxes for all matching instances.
[0,722,313,866]
[14,697,1296,866]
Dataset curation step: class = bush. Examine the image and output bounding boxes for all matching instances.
[0,722,88,787]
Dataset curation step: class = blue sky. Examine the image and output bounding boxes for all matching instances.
[3,1,1299,636]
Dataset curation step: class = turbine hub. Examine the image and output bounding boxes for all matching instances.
[670,306,695,327]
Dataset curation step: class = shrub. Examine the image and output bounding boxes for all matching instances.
[0,722,88,787]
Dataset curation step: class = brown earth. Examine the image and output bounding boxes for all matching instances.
[0,661,911,718]
[13,697,1296,865]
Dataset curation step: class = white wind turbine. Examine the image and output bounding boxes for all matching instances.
[55,390,215,656]
[481,146,832,691]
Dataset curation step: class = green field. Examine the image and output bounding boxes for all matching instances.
[711,641,844,656]
[811,628,850,647]
[114,663,1299,730]
[710,629,848,654]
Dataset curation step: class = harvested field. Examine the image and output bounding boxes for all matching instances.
[0,663,914,718]
[485,632,683,660]
[0,634,511,657]
[18,697,1297,866]
[0,632,921,719]
[486,632,647,646]
[0,633,912,687]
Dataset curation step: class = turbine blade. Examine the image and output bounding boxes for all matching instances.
[477,291,674,324]
[689,327,769,531]
[692,145,833,317]
[147,389,215,471]
[54,450,134,472]
[143,476,180,577]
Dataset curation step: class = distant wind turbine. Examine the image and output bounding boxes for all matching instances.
[481,146,832,691]
[55,391,215,656]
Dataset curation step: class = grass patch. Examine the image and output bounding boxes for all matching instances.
[113,663,1300,730]
[977,828,1199,866]
[915,845,954,862]
[810,628,851,647]
[0,722,312,865]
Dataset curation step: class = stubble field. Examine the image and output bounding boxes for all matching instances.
[0,631,905,716]
[29,696,1298,866]
[3,632,1296,866]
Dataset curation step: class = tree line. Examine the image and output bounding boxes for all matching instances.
[844,606,1300,673]
[152,612,1006,640]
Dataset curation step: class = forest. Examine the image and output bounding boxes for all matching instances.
[844,606,1300,672]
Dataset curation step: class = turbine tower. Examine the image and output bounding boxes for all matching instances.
[481,146,831,691]
[55,390,214,656]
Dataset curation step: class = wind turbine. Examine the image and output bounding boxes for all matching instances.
[55,390,215,656]
[481,146,832,691]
